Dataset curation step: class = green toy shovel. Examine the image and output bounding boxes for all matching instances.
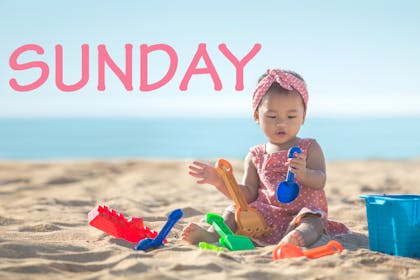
[205,213,255,251]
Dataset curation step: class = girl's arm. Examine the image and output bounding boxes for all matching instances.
[287,140,327,190]
[240,152,260,203]
[188,153,260,203]
[188,161,230,198]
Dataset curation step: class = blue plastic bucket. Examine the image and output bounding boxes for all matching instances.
[359,194,420,258]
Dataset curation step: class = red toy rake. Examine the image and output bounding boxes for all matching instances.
[88,205,161,243]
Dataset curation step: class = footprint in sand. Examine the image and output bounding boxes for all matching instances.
[110,259,150,275]
[0,216,22,226]
[53,199,93,207]
[37,198,93,207]
[0,178,30,186]
[18,223,61,232]
[1,243,117,274]
[181,207,203,218]
[45,177,81,185]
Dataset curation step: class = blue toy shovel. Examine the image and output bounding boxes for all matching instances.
[135,208,183,251]
[276,146,302,203]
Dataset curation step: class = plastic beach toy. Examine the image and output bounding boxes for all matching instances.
[216,159,272,238]
[273,240,343,260]
[88,205,160,243]
[276,146,302,203]
[135,208,183,251]
[359,194,420,257]
[199,242,225,252]
[206,213,255,251]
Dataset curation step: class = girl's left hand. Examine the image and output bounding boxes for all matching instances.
[285,152,307,180]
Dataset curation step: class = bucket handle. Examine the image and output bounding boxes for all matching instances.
[359,195,386,205]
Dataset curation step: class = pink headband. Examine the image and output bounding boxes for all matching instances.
[252,69,308,114]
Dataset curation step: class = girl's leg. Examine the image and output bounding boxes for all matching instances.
[279,213,324,247]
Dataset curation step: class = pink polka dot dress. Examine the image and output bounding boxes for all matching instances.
[247,138,349,244]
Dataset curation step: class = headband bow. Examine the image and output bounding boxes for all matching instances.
[252,69,308,114]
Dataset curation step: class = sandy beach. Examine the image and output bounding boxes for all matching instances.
[0,159,419,279]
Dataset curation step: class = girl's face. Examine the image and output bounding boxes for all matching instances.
[254,90,306,147]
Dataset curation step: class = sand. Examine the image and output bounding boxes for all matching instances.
[0,159,419,279]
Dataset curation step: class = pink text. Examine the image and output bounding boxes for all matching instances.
[9,43,262,92]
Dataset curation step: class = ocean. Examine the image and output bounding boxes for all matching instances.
[1,117,419,160]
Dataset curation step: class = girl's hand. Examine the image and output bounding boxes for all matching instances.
[188,161,224,187]
[285,152,307,180]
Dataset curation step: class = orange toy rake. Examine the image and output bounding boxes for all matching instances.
[215,159,272,239]
[273,240,343,260]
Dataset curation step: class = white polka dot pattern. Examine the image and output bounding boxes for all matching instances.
[242,138,350,244]
[252,69,309,114]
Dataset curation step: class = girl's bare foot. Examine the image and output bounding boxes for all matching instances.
[278,229,305,247]
[181,223,219,244]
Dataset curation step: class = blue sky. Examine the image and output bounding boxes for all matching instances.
[0,0,419,117]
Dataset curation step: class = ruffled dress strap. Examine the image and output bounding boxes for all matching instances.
[297,138,315,154]
[249,144,266,173]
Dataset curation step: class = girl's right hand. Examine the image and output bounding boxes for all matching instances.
[188,161,224,187]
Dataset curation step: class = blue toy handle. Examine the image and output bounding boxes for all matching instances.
[359,195,387,205]
[286,147,302,182]
[153,209,183,245]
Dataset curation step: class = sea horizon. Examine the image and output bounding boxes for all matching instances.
[1,116,420,161]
